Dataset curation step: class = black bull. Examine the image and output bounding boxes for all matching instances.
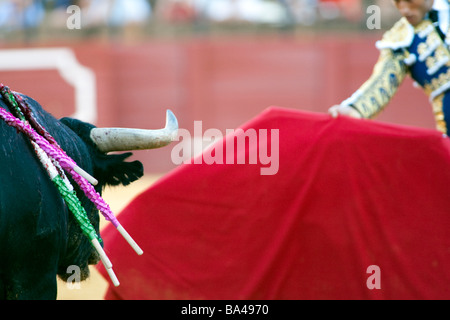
[0,93,176,299]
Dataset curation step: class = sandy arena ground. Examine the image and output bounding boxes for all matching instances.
[57,174,162,300]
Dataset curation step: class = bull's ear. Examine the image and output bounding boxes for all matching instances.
[94,152,144,187]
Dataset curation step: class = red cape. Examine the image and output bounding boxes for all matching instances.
[98,107,450,299]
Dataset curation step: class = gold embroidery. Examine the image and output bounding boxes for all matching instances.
[350,49,407,119]
[345,17,450,134]
[435,46,447,61]
[414,19,433,34]
[431,94,447,134]
[426,54,437,69]
[376,18,414,49]
[426,32,440,46]
[424,68,450,96]
[417,42,428,57]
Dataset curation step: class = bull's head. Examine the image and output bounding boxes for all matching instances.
[0,89,178,298]
[56,109,178,285]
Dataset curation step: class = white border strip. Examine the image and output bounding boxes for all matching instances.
[0,47,97,124]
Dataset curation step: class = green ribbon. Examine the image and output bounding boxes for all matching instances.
[1,87,23,119]
[52,175,101,243]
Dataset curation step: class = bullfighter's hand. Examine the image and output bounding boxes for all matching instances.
[328,104,362,119]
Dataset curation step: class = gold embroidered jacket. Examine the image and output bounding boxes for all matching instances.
[342,16,450,134]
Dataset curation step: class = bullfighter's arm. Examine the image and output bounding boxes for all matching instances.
[339,49,408,119]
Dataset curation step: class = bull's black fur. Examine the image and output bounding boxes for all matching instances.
[0,94,144,299]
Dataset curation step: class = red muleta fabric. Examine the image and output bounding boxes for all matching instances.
[98,107,450,300]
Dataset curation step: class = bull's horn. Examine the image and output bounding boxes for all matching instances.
[90,110,178,153]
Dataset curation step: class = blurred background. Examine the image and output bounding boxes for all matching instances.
[0,0,401,38]
[0,0,434,174]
